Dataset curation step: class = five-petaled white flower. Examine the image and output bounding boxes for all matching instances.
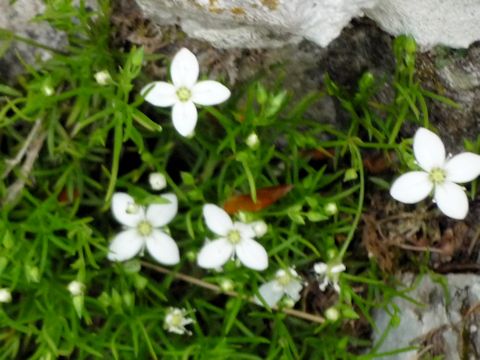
[141,48,231,137]
[390,127,480,219]
[164,307,194,335]
[197,204,268,271]
[313,261,346,292]
[256,267,303,307]
[108,192,180,265]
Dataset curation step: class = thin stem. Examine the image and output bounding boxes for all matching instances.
[3,124,47,206]
[140,261,325,324]
[339,144,365,259]
[2,119,43,179]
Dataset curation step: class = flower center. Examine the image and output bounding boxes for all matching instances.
[170,312,183,327]
[429,167,446,184]
[227,229,242,244]
[137,220,153,236]
[276,271,292,286]
[176,87,192,102]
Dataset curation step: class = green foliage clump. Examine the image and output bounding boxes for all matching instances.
[0,1,458,359]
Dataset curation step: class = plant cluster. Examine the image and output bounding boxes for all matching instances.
[0,1,475,359]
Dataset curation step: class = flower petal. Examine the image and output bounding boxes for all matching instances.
[111,192,144,227]
[233,221,255,239]
[284,280,303,302]
[390,171,433,204]
[191,80,231,106]
[197,238,234,269]
[107,229,144,262]
[146,193,178,227]
[313,262,328,275]
[203,204,233,236]
[413,127,446,171]
[141,82,177,107]
[172,101,197,137]
[170,48,199,88]
[145,230,180,265]
[434,181,469,219]
[235,238,268,271]
[444,152,480,183]
[257,281,283,307]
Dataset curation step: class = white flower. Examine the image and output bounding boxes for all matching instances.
[313,262,346,292]
[390,127,480,219]
[141,48,231,137]
[164,307,194,335]
[149,172,167,191]
[94,70,112,85]
[246,132,260,149]
[251,220,268,238]
[324,202,338,216]
[108,192,180,265]
[256,268,303,307]
[67,281,85,296]
[0,288,12,303]
[197,204,268,271]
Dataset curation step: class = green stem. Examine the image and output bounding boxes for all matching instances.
[339,144,365,259]
[103,121,123,208]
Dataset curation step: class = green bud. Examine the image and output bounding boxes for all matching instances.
[343,168,358,182]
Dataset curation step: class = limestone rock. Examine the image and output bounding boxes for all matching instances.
[372,274,480,359]
[366,0,480,49]
[134,0,378,48]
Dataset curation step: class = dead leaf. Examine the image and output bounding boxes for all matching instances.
[223,184,293,214]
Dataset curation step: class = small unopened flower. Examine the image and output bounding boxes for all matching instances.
[197,204,268,271]
[390,127,480,219]
[313,261,345,292]
[251,220,268,238]
[94,70,112,85]
[67,281,85,296]
[149,172,167,191]
[219,278,234,292]
[0,288,12,303]
[42,84,54,96]
[108,193,180,265]
[325,307,340,321]
[141,48,231,137]
[164,307,194,335]
[324,202,338,216]
[256,267,303,307]
[246,132,260,149]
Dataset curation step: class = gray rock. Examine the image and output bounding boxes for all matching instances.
[372,273,480,359]
[133,0,480,49]
[134,0,378,48]
[367,0,480,49]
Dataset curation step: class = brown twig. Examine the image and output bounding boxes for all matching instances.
[2,119,43,179]
[2,122,46,206]
[140,261,325,324]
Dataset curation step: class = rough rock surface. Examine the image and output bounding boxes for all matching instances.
[0,0,65,80]
[134,0,480,49]
[134,0,378,48]
[373,274,480,360]
[366,0,480,49]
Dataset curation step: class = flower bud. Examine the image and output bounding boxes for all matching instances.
[149,172,167,191]
[324,202,338,216]
[325,307,340,321]
[0,288,12,303]
[67,280,85,297]
[219,278,234,292]
[251,220,268,237]
[94,70,112,85]
[246,132,260,149]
